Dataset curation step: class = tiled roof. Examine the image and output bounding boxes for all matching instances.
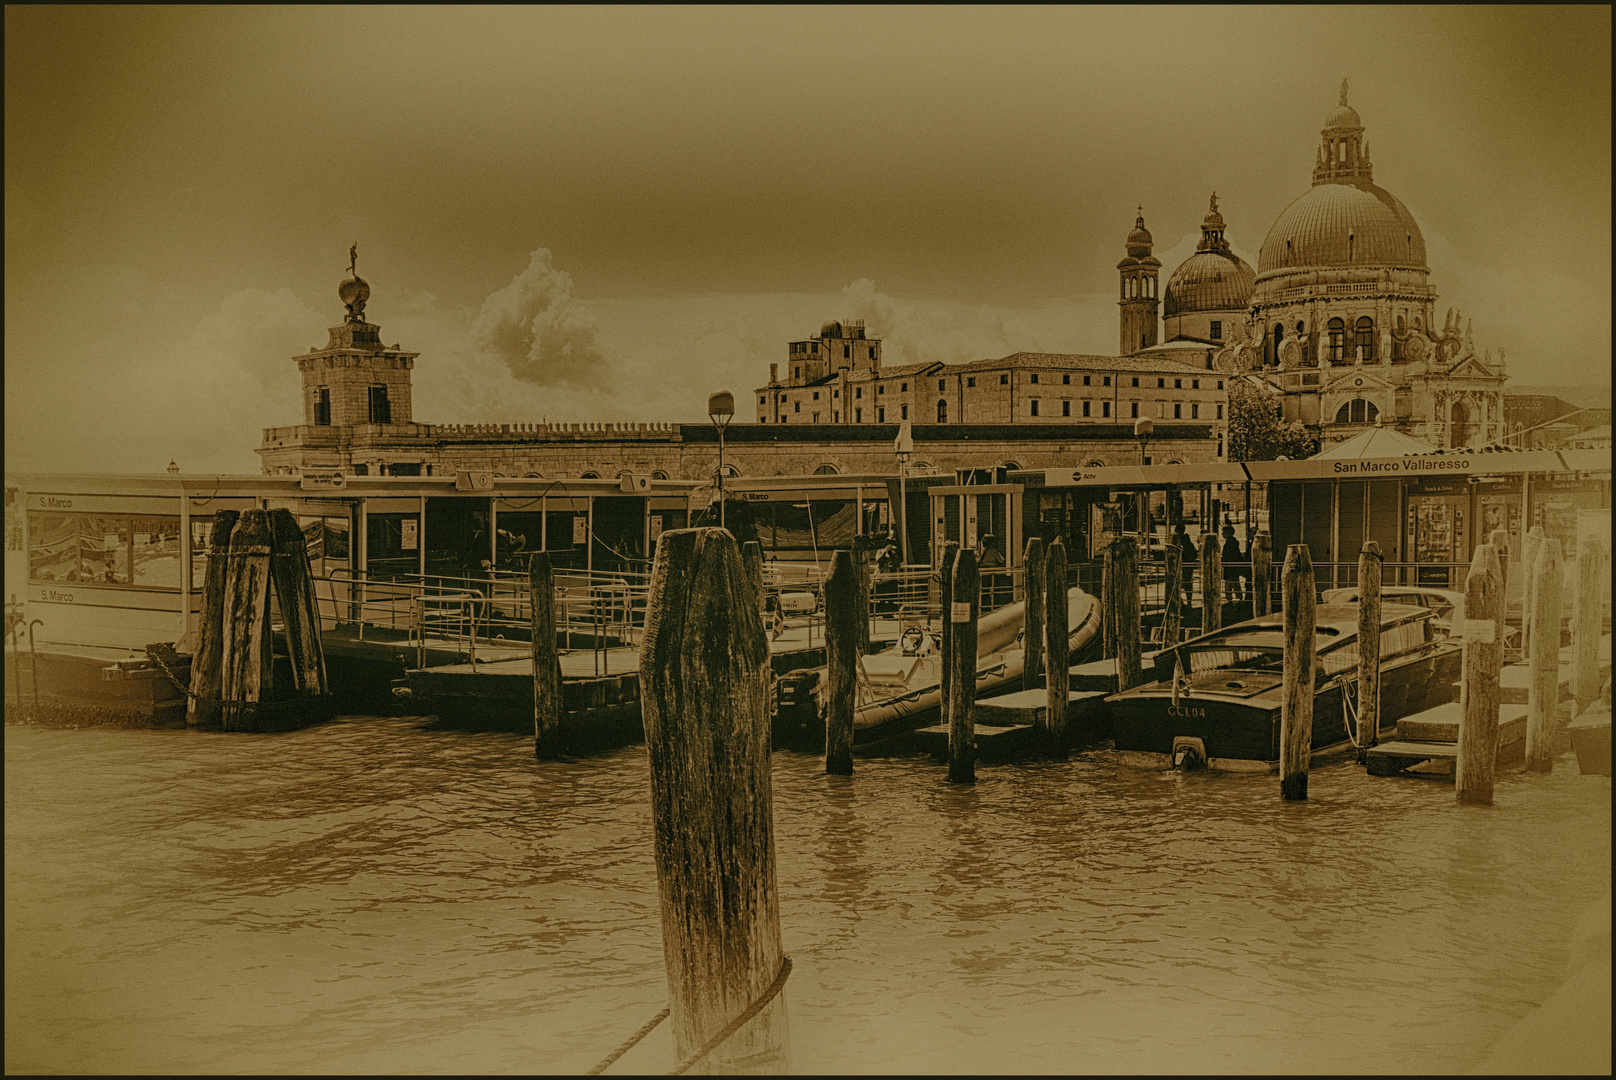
[954,351,1211,375]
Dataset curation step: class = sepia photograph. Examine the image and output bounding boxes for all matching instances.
[5,5,1610,1074]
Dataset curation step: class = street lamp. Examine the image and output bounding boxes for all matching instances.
[707,390,735,528]
[1133,417,1153,546]
[894,420,913,568]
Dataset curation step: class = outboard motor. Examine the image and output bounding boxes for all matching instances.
[1171,735,1208,770]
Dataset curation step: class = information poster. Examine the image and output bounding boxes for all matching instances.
[400,519,418,551]
[1477,494,1521,558]
[573,516,588,545]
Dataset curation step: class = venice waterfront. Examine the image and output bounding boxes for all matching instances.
[4,715,1608,1075]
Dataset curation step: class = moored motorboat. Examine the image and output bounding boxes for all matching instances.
[1106,602,1462,771]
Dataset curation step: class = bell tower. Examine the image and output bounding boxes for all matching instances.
[293,246,417,429]
[1118,209,1161,354]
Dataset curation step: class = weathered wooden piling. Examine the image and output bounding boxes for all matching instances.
[1252,530,1272,618]
[267,509,328,697]
[823,550,858,776]
[1356,540,1382,761]
[1527,537,1563,772]
[1043,537,1070,744]
[851,535,874,655]
[938,541,960,728]
[1521,525,1546,656]
[530,551,564,759]
[1022,537,1045,692]
[1572,531,1604,713]
[1456,543,1503,805]
[1161,541,1184,650]
[1111,536,1141,694]
[187,509,239,728]
[741,540,765,609]
[1279,544,1316,800]
[639,528,788,1073]
[947,548,979,784]
[1100,538,1117,661]
[1200,532,1224,635]
[1489,528,1510,615]
[218,510,274,731]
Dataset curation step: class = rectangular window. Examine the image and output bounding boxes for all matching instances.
[314,387,331,425]
[855,408,862,422]
[939,379,946,390]
[1210,320,1222,340]
[30,513,187,590]
[759,396,766,405]
[1192,379,1200,390]
[812,391,819,400]
[900,382,908,391]
[1030,399,1040,416]
[1103,376,1111,386]
[833,389,839,398]
[1031,373,1039,384]
[878,408,885,422]
[1217,380,1223,389]
[1158,378,1166,388]
[878,384,885,395]
[966,377,975,387]
[1062,400,1071,416]
[1158,402,1167,418]
[1174,379,1182,389]
[1192,404,1200,419]
[1131,402,1139,418]
[1083,375,1091,386]
[855,387,862,399]
[1000,374,1009,385]
[832,411,838,421]
[1174,403,1182,418]
[1216,404,1224,419]
[1099,401,1108,417]
[1062,374,1070,385]
[1082,400,1091,417]
[368,385,391,424]
[844,345,851,358]
[900,405,908,420]
[813,413,820,422]
[1132,377,1139,387]
[794,402,800,413]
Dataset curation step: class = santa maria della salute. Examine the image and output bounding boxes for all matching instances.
[259,87,1509,481]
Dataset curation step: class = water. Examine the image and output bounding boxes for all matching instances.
[5,716,1609,1075]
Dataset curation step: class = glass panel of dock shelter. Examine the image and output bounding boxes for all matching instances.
[366,512,420,581]
[1300,482,1335,588]
[860,496,889,537]
[79,517,131,585]
[1406,480,1469,587]
[491,500,544,573]
[543,501,587,573]
[424,497,490,585]
[131,517,182,588]
[28,513,78,582]
[591,496,649,577]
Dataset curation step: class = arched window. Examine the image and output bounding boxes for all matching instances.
[1355,316,1375,362]
[1393,315,1405,361]
[813,464,839,475]
[1001,461,1021,471]
[718,464,739,478]
[650,470,669,480]
[580,471,600,479]
[1084,460,1106,468]
[523,472,542,478]
[937,399,948,423]
[1334,399,1379,424]
[1327,318,1346,364]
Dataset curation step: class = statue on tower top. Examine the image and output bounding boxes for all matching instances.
[1209,191,1219,214]
[348,242,358,276]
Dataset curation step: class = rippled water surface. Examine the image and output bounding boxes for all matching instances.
[5,715,1609,1074]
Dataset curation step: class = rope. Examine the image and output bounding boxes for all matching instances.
[586,955,792,1077]
[1340,673,1366,750]
[144,646,318,716]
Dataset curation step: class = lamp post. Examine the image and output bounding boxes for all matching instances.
[1133,416,1153,546]
[707,391,735,528]
[894,420,914,568]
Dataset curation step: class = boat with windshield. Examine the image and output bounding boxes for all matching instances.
[1106,602,1462,771]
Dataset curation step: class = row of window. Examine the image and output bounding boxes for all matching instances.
[759,398,1224,423]
[1264,315,1436,366]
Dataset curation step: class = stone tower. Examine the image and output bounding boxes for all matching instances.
[293,254,417,429]
[1117,210,1160,354]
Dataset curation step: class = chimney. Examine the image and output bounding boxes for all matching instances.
[769,363,778,384]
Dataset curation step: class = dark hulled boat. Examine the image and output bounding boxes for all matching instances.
[1106,602,1463,771]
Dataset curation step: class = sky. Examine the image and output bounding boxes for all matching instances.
[6,5,1610,474]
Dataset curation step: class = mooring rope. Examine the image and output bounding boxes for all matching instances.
[586,954,792,1076]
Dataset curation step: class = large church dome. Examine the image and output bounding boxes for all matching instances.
[1257,182,1426,273]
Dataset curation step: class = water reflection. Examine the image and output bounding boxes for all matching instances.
[4,719,1609,1075]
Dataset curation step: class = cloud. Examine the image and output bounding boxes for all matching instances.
[468,249,610,389]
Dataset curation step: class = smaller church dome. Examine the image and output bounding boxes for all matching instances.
[1163,252,1255,317]
[820,320,843,338]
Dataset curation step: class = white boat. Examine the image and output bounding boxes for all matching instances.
[779,587,1101,744]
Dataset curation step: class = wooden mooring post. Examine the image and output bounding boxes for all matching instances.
[1100,536,1117,660]
[639,528,788,1073]
[1456,542,1503,805]
[1526,537,1563,772]
[851,536,874,655]
[1043,537,1069,744]
[1022,537,1045,693]
[1161,541,1184,650]
[938,541,960,727]
[218,509,274,731]
[1111,536,1141,694]
[741,540,765,610]
[1521,525,1546,656]
[823,550,857,776]
[1356,540,1382,762]
[947,548,979,785]
[530,551,564,760]
[1200,531,1223,635]
[268,509,329,699]
[1252,530,1272,618]
[187,508,239,728]
[1572,531,1604,713]
[1279,544,1315,800]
